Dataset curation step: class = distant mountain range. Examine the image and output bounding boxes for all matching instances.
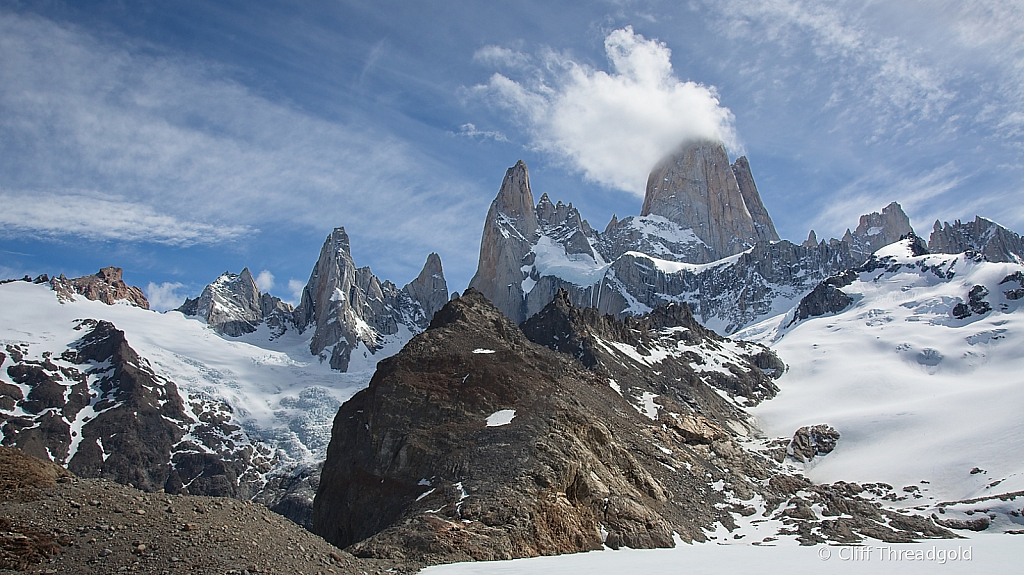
[1,138,1022,555]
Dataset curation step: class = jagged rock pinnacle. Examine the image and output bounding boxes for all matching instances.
[641,139,775,259]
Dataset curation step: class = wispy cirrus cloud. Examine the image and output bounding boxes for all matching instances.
[469,26,739,196]
[808,162,964,239]
[0,10,484,283]
[0,191,250,246]
[450,123,508,142]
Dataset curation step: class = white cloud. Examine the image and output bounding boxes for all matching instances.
[471,27,739,196]
[287,279,306,306]
[472,45,531,69]
[0,191,249,246]
[255,270,275,292]
[451,123,508,142]
[146,281,187,312]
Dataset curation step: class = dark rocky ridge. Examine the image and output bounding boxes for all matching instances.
[521,289,781,432]
[0,320,277,510]
[929,216,1024,263]
[312,290,954,563]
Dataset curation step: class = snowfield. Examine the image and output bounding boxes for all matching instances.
[421,533,1015,575]
[737,243,1024,505]
[0,281,378,466]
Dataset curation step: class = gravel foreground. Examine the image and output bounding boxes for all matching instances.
[0,447,421,575]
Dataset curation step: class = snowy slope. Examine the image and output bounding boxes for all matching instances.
[0,281,381,466]
[738,241,1024,508]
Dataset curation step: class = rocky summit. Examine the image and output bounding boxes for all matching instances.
[311,290,952,564]
[293,227,449,371]
[467,145,1022,335]
[50,267,149,310]
[177,227,449,372]
[177,268,296,337]
[640,139,778,259]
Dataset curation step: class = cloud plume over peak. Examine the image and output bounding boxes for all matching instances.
[472,26,739,196]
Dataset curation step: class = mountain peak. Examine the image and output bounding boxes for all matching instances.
[640,139,773,260]
[402,252,448,326]
[328,226,351,257]
[929,216,1024,263]
[842,201,914,263]
[493,160,539,239]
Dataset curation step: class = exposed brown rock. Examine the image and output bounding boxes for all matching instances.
[641,140,767,260]
[50,267,149,309]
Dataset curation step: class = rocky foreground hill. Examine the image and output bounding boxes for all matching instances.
[310,290,953,565]
[0,446,413,574]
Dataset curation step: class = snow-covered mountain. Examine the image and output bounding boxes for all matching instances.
[0,227,450,526]
[178,226,449,371]
[740,237,1024,532]
[468,141,1024,335]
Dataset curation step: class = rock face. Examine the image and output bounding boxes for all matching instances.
[841,202,914,264]
[521,289,782,417]
[293,227,448,371]
[177,269,297,337]
[641,140,775,260]
[401,253,449,324]
[466,148,881,333]
[468,161,542,324]
[50,267,149,309]
[789,270,858,326]
[312,290,954,561]
[732,156,780,244]
[788,425,840,463]
[0,320,270,498]
[929,216,1024,263]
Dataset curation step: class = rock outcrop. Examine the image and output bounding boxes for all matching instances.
[788,425,840,463]
[841,202,915,264]
[293,228,448,371]
[0,320,270,498]
[313,290,749,560]
[177,268,297,337]
[929,216,1024,263]
[789,270,858,326]
[50,267,149,309]
[312,291,954,561]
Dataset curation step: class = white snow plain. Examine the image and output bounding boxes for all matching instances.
[420,533,1016,575]
[0,281,381,466]
[740,243,1024,504]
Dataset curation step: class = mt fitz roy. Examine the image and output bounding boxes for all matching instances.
[1,139,1024,563]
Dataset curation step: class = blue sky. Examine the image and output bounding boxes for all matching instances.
[2,0,1022,310]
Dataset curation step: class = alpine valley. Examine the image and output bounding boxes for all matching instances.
[2,140,1023,573]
